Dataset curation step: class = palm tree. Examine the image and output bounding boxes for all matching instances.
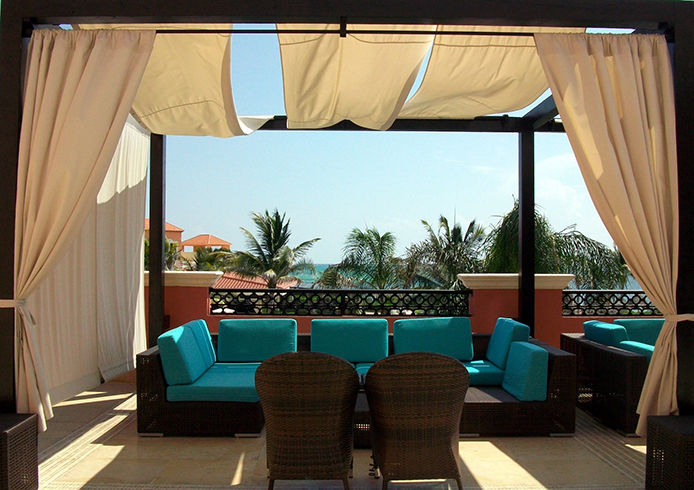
[225,209,320,288]
[144,238,181,271]
[184,247,226,271]
[484,201,628,289]
[405,216,486,289]
[331,227,404,289]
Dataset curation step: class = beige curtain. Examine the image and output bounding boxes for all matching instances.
[278,24,435,130]
[400,26,583,119]
[96,116,149,381]
[535,33,680,435]
[77,24,269,137]
[13,29,154,430]
[25,116,149,400]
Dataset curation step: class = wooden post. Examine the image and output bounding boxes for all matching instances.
[148,134,166,347]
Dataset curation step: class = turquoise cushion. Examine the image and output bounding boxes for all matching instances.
[355,363,373,376]
[166,363,261,402]
[583,320,628,347]
[183,319,216,365]
[618,340,655,360]
[311,319,388,363]
[157,326,211,386]
[502,342,548,401]
[486,318,530,370]
[463,360,505,386]
[217,319,297,362]
[393,317,473,361]
[613,319,663,346]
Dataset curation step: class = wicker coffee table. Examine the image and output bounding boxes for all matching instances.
[646,415,694,489]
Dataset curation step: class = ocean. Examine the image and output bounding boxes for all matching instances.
[295,264,331,287]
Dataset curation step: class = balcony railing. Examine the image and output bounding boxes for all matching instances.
[209,288,471,317]
[562,290,661,316]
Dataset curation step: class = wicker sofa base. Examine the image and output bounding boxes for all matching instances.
[561,333,648,434]
[136,347,264,437]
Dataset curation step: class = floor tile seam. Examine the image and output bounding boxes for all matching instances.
[573,434,644,482]
[574,429,646,468]
[574,416,646,464]
[40,410,136,484]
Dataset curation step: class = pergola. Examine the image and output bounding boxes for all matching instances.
[0,0,692,434]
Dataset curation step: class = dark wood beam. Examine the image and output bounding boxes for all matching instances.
[518,128,535,335]
[259,115,565,133]
[674,2,694,415]
[148,134,166,348]
[0,2,23,413]
[16,0,673,29]
[523,95,559,130]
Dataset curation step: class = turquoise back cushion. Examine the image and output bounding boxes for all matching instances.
[613,318,664,346]
[393,317,473,361]
[157,325,213,385]
[311,319,388,363]
[583,320,628,347]
[183,319,216,365]
[217,319,297,362]
[502,341,548,401]
[486,318,530,369]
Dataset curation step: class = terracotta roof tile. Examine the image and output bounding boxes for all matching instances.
[144,218,184,232]
[181,234,231,248]
[212,272,299,289]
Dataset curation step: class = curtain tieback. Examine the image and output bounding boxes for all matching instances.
[665,314,694,322]
[0,298,25,308]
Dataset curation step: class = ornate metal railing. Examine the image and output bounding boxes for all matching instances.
[209,288,470,317]
[562,290,661,316]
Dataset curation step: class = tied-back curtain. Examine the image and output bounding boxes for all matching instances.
[535,33,679,435]
[278,24,435,130]
[15,29,154,430]
[400,26,583,119]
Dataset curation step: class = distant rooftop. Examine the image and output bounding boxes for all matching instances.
[144,219,183,232]
[213,272,298,289]
[181,234,231,249]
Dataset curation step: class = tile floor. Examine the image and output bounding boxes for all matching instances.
[37,380,647,489]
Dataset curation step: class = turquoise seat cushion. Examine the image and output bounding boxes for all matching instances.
[157,325,212,386]
[463,360,505,386]
[183,319,216,365]
[311,319,388,363]
[166,363,261,402]
[486,318,530,370]
[502,342,548,401]
[217,319,297,362]
[583,320,628,347]
[355,363,373,376]
[618,340,655,360]
[613,318,663,346]
[393,317,473,361]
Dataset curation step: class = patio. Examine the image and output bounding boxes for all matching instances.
[37,377,645,489]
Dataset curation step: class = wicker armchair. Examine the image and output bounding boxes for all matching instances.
[364,352,470,490]
[255,352,359,490]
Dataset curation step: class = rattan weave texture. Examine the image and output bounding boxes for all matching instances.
[0,413,38,490]
[561,333,647,434]
[646,415,694,489]
[255,352,359,489]
[365,352,469,490]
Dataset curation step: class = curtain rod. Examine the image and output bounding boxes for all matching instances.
[155,28,537,37]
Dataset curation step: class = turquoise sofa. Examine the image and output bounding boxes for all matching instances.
[583,318,663,360]
[310,318,388,376]
[137,318,296,436]
[394,317,548,401]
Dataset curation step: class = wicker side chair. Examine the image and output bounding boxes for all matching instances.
[365,352,470,490]
[255,352,359,490]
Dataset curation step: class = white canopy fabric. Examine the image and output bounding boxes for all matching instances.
[76,25,269,137]
[400,26,583,119]
[14,29,153,430]
[26,116,149,402]
[278,24,435,130]
[535,33,680,436]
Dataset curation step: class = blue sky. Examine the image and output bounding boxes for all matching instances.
[163,27,614,263]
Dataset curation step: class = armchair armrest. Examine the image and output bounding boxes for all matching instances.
[530,338,576,433]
